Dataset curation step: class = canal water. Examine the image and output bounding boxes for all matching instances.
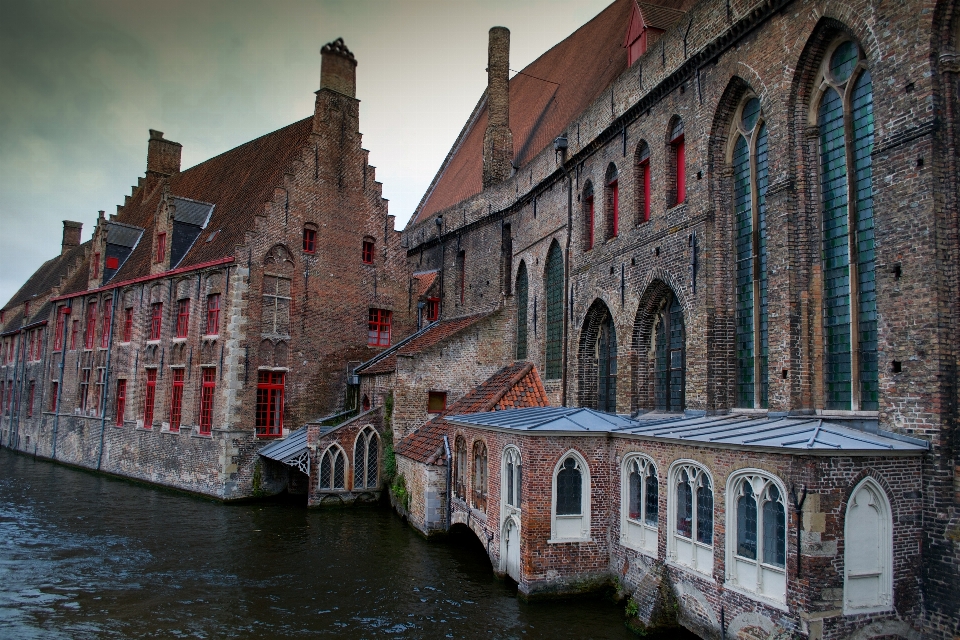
[0,449,690,639]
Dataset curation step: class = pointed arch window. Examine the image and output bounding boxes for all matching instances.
[551,452,590,542]
[654,294,685,411]
[635,142,651,224]
[472,440,488,511]
[502,447,521,510]
[622,454,658,555]
[668,118,685,207]
[605,163,619,239]
[733,96,769,408]
[545,242,564,379]
[669,462,713,575]
[817,40,877,411]
[353,426,380,490]
[319,446,347,490]
[598,313,617,413]
[454,435,467,499]
[515,262,529,360]
[726,472,787,602]
[583,182,595,250]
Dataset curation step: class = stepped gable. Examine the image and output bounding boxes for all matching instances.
[395,362,549,463]
[111,117,314,283]
[413,0,634,223]
[0,241,88,315]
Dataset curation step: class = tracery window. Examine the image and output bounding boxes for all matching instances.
[816,39,877,410]
[515,261,529,360]
[605,163,619,239]
[319,445,347,490]
[545,242,563,379]
[472,440,488,511]
[502,446,521,510]
[727,472,786,602]
[622,455,658,555]
[262,275,292,336]
[733,96,769,408]
[353,426,380,490]
[669,462,713,575]
[454,435,467,499]
[552,452,590,541]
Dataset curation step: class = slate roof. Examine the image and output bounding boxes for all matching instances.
[413,0,635,222]
[1,241,89,315]
[395,362,550,464]
[170,196,215,227]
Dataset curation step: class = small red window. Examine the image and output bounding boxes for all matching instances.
[255,371,284,437]
[367,309,392,347]
[427,391,447,414]
[175,299,190,338]
[115,379,126,427]
[92,253,100,279]
[54,307,66,351]
[49,381,58,412]
[100,302,112,348]
[205,294,220,336]
[303,228,316,254]
[155,233,167,264]
[362,238,375,264]
[84,303,97,350]
[150,303,163,340]
[638,155,651,223]
[123,308,133,342]
[426,298,440,323]
[106,256,119,270]
[70,320,80,350]
[199,368,216,435]
[169,369,184,432]
[143,369,157,428]
[670,120,685,206]
[609,180,619,238]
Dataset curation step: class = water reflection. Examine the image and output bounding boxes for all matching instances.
[0,450,658,639]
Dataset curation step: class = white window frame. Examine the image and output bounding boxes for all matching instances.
[501,446,522,516]
[620,453,658,557]
[843,477,893,615]
[318,444,348,491]
[549,450,591,543]
[667,460,714,578]
[724,470,788,607]
[353,426,380,490]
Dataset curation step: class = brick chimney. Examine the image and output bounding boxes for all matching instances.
[146,130,182,177]
[483,27,514,188]
[320,38,357,98]
[61,220,82,255]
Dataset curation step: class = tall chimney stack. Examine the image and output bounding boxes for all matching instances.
[146,130,182,177]
[483,27,514,188]
[61,221,82,255]
[320,38,357,98]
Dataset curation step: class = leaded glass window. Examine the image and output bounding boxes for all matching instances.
[472,441,488,511]
[516,262,528,360]
[674,464,712,545]
[727,472,787,601]
[598,314,617,413]
[556,457,582,515]
[545,242,564,379]
[654,294,685,411]
[503,447,521,509]
[354,427,379,490]
[626,456,658,525]
[319,446,346,490]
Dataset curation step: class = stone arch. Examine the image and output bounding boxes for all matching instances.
[175,277,192,299]
[727,611,776,640]
[577,298,617,412]
[264,243,294,271]
[632,278,686,413]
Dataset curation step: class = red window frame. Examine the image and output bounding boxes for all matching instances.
[54,307,66,351]
[92,253,100,279]
[639,158,651,223]
[100,302,112,348]
[362,239,375,264]
[586,194,595,250]
[199,368,215,435]
[427,391,447,414]
[672,134,686,205]
[143,369,157,428]
[27,381,35,418]
[426,297,440,323]
[303,228,317,254]
[205,294,220,336]
[156,233,166,264]
[255,371,284,437]
[169,368,184,432]
[49,381,58,412]
[106,256,119,270]
[123,308,133,342]
[115,379,126,427]
[84,303,97,350]
[367,309,392,347]
[175,299,190,338]
[70,320,80,350]
[150,303,163,340]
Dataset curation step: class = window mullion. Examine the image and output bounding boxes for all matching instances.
[750,137,763,409]
[843,89,862,411]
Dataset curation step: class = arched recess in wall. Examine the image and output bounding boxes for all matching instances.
[544,241,564,380]
[635,140,651,224]
[632,279,685,412]
[262,244,294,338]
[515,261,529,360]
[582,181,595,251]
[577,299,617,412]
[605,163,619,240]
[844,476,893,614]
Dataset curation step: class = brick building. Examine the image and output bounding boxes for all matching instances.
[0,38,413,499]
[350,0,960,637]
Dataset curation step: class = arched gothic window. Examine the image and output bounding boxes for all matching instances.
[583,181,595,250]
[670,462,713,575]
[472,440,488,511]
[668,117,685,207]
[605,163,619,239]
[726,472,786,602]
[635,141,651,224]
[598,314,617,413]
[502,446,521,511]
[552,452,590,541]
[319,446,346,490]
[844,478,893,613]
[733,97,769,408]
[454,435,467,499]
[545,242,564,379]
[353,426,379,490]
[516,262,529,360]
[654,294,685,411]
[816,39,877,410]
[622,455,658,555]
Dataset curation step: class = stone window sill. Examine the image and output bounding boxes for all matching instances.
[665,559,715,583]
[548,537,593,545]
[723,580,789,612]
[171,338,187,344]
[816,410,879,418]
[146,340,161,346]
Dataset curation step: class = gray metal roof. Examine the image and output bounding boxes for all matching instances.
[106,222,144,248]
[258,426,310,474]
[171,196,214,227]
[446,408,928,454]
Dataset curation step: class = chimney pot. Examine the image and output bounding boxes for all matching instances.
[483,27,514,188]
[146,129,182,177]
[61,220,83,255]
[320,37,357,98]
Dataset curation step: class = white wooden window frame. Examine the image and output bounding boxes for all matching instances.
[667,459,714,578]
[318,444,348,491]
[843,477,893,615]
[549,450,591,543]
[620,453,658,557]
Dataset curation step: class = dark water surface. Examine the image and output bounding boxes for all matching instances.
[0,449,648,639]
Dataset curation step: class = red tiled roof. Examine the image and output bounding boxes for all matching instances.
[412,270,439,299]
[395,362,549,463]
[358,312,491,375]
[413,0,635,223]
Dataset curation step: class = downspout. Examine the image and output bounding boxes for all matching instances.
[9,327,26,447]
[555,135,572,406]
[51,301,72,460]
[443,434,452,530]
[96,294,118,470]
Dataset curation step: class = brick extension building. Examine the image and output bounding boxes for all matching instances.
[0,38,412,499]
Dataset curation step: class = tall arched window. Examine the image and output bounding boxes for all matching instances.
[516,262,528,360]
[635,141,651,224]
[844,478,893,613]
[622,454,658,555]
[583,181,595,250]
[654,294,685,411]
[733,96,769,408]
[605,163,619,239]
[545,242,564,379]
[668,117,685,207]
[726,472,786,602]
[353,426,380,490]
[502,446,521,510]
[472,440,488,511]
[669,462,713,575]
[319,445,347,490]
[454,435,467,499]
[816,39,877,411]
[552,452,590,541]
[598,314,617,413]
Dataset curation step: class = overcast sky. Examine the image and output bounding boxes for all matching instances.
[0,0,613,306]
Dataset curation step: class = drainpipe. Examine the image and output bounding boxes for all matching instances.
[9,327,26,448]
[554,135,572,406]
[443,434,452,530]
[96,294,118,470]
[51,301,72,460]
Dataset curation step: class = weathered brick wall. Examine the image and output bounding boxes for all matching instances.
[306,407,385,507]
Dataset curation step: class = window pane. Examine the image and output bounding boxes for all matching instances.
[545,243,563,379]
[645,470,658,526]
[556,458,581,515]
[506,462,514,506]
[333,450,345,489]
[696,477,713,545]
[320,451,332,489]
[737,486,758,559]
[763,490,786,567]
[676,472,692,538]
[734,133,754,408]
[355,436,365,488]
[516,264,528,359]
[366,433,379,488]
[628,464,641,520]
